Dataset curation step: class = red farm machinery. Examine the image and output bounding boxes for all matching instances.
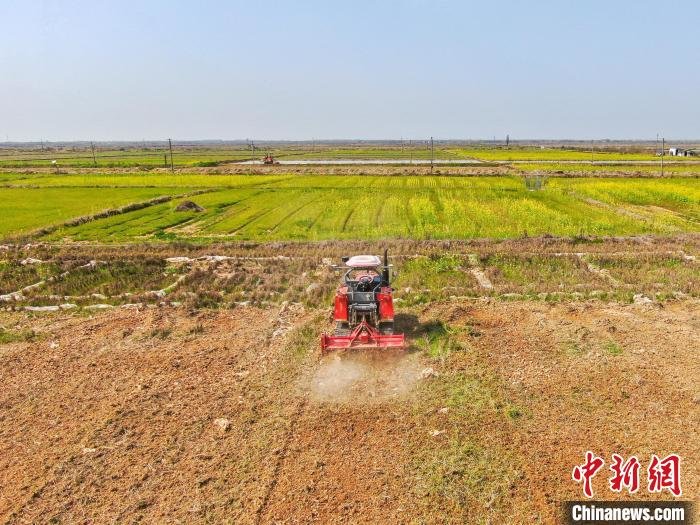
[320,250,406,353]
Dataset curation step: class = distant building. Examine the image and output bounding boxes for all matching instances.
[668,147,696,157]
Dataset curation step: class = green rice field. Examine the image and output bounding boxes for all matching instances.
[0,173,698,243]
[0,187,181,238]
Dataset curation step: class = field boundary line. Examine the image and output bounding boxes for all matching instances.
[0,260,104,303]
[680,251,697,263]
[576,253,622,286]
[467,253,494,290]
[391,250,695,259]
[0,258,189,306]
[10,290,697,311]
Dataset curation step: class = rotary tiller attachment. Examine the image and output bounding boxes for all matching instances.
[321,320,405,354]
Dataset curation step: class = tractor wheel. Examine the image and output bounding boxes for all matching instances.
[334,322,350,336]
[380,322,394,335]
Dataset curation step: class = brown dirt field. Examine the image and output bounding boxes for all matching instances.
[424,301,700,514]
[0,299,698,523]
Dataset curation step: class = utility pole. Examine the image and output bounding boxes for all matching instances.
[430,136,434,172]
[506,134,509,147]
[661,136,665,177]
[90,141,97,167]
[168,138,174,172]
[656,133,660,156]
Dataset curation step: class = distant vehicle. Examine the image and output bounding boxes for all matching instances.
[262,154,278,164]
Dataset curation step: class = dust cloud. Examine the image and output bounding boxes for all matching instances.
[307,351,422,403]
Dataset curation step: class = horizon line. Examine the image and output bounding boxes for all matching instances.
[1,138,698,145]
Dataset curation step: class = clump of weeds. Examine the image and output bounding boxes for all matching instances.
[0,327,38,344]
[149,327,173,339]
[287,318,323,359]
[188,323,205,335]
[415,320,466,362]
[562,340,586,357]
[603,340,623,356]
[413,436,523,520]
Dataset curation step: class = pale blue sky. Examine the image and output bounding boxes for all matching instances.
[1,0,698,141]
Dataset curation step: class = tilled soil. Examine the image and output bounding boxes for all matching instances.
[0,300,698,523]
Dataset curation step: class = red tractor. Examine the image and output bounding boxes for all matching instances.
[320,250,405,353]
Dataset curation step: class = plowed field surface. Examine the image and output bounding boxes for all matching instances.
[1,300,698,523]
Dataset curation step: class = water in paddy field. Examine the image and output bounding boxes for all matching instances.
[239,159,482,165]
[307,350,422,404]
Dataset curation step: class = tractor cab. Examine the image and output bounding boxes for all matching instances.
[320,251,405,353]
[340,255,385,328]
[343,255,384,292]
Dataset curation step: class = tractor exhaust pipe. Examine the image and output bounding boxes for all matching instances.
[382,248,390,285]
